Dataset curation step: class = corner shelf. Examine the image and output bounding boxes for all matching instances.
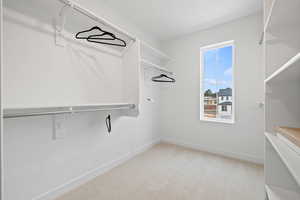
[264,53,300,84]
[265,185,300,200]
[265,132,300,187]
[4,103,135,118]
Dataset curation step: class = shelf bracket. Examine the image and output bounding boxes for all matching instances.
[259,31,264,45]
[55,3,73,47]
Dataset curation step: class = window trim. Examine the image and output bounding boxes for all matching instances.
[199,40,235,124]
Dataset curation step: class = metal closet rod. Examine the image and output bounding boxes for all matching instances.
[4,104,135,118]
[58,0,136,42]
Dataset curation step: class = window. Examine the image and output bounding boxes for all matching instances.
[200,41,234,123]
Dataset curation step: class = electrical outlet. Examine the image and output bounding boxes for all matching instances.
[52,115,67,140]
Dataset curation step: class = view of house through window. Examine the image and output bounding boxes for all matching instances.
[200,41,234,123]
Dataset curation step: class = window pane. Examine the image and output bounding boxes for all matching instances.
[202,44,233,122]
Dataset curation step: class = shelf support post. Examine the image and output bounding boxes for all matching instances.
[55,3,73,47]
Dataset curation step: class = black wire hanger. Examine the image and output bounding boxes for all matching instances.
[152,74,176,83]
[87,33,126,47]
[75,26,126,47]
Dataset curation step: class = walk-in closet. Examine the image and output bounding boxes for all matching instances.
[0,0,299,199]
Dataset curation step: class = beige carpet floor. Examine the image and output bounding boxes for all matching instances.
[56,143,264,200]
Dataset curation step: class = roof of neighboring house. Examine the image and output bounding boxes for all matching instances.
[218,88,232,96]
[204,96,217,99]
[218,101,232,106]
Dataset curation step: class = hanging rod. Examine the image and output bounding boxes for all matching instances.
[58,0,136,42]
[141,59,174,75]
[4,103,135,118]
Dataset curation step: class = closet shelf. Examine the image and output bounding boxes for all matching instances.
[4,103,135,118]
[58,0,136,42]
[263,0,275,33]
[265,185,300,200]
[56,0,136,56]
[277,127,300,150]
[140,42,171,62]
[263,0,300,48]
[141,59,174,75]
[259,0,275,44]
[264,52,300,84]
[265,132,300,187]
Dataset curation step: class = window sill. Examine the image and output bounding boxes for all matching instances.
[200,117,235,125]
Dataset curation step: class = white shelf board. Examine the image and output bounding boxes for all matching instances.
[264,0,300,48]
[4,103,135,118]
[265,52,300,84]
[140,59,173,75]
[266,185,300,200]
[265,132,300,187]
[140,42,171,62]
[58,0,136,42]
[263,0,276,32]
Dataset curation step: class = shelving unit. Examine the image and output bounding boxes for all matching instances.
[140,59,173,75]
[265,0,300,48]
[140,42,171,63]
[263,0,300,198]
[140,42,173,76]
[265,53,300,84]
[58,0,135,42]
[263,0,275,31]
[55,0,136,56]
[263,0,300,78]
[266,185,300,200]
[265,132,300,186]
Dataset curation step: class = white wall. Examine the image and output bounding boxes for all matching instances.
[3,0,161,200]
[160,14,264,164]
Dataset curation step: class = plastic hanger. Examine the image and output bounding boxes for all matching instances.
[151,74,176,83]
[75,26,127,47]
[105,114,111,134]
[87,34,127,47]
[75,26,113,40]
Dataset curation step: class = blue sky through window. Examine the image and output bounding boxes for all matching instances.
[203,46,232,93]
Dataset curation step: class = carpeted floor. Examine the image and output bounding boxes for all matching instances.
[56,143,264,200]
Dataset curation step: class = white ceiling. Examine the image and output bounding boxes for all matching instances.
[99,0,262,41]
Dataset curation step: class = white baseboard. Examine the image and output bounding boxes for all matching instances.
[162,137,264,165]
[33,138,161,200]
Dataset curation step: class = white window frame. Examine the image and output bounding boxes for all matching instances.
[200,40,235,124]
